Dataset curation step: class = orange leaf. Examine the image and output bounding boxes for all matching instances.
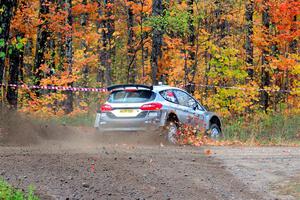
[204,149,212,155]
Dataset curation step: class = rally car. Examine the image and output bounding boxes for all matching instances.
[94,84,222,143]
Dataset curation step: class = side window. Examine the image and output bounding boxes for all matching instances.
[173,90,196,108]
[197,103,205,111]
[159,90,178,104]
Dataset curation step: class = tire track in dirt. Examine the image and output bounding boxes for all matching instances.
[0,111,294,199]
[0,137,264,200]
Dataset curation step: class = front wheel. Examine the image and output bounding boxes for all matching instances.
[209,124,223,140]
[164,121,178,144]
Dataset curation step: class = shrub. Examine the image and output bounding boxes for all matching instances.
[0,179,39,200]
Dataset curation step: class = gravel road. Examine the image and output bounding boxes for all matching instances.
[0,125,299,200]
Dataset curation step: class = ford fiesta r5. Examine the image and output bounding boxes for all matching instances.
[94,84,222,143]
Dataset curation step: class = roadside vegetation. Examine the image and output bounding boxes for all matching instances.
[0,0,298,146]
[223,111,300,145]
[41,108,300,146]
[175,110,300,146]
[0,179,39,200]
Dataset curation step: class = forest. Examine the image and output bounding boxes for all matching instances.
[0,0,299,124]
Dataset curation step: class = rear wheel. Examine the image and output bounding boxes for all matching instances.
[165,121,178,144]
[209,124,222,140]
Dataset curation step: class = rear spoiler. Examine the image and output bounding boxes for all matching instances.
[107,84,153,92]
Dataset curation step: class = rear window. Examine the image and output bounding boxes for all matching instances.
[108,90,156,103]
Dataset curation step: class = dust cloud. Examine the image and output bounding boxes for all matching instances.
[0,108,166,148]
[0,108,72,146]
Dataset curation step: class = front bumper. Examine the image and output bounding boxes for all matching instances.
[94,110,167,132]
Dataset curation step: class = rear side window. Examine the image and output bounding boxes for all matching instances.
[160,90,178,104]
[108,90,156,103]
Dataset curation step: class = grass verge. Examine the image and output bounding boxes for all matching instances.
[36,112,95,127]
[223,111,300,145]
[34,110,300,146]
[0,178,39,200]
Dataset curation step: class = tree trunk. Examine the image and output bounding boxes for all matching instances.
[56,0,65,70]
[80,0,89,108]
[6,34,24,109]
[34,0,50,88]
[96,0,104,85]
[24,38,33,77]
[48,38,56,76]
[191,12,202,83]
[260,0,270,112]
[289,16,297,54]
[203,48,210,100]
[106,0,115,86]
[64,0,73,114]
[81,0,89,88]
[187,0,196,84]
[127,0,136,83]
[245,0,254,79]
[214,0,222,45]
[150,0,163,85]
[140,0,145,78]
[98,0,114,86]
[0,0,16,98]
[284,16,297,107]
[55,0,65,71]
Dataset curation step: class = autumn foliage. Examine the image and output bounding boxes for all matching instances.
[0,0,299,121]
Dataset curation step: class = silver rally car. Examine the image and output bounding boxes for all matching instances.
[94,84,222,143]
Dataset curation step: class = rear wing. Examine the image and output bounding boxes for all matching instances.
[107,84,153,92]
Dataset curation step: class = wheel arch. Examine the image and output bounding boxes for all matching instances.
[209,116,222,131]
[167,112,179,123]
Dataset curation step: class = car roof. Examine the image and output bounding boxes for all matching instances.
[152,85,186,93]
[107,84,187,93]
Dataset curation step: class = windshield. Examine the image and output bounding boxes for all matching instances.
[108,90,156,103]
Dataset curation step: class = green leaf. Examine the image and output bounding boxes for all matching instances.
[0,39,4,47]
[0,51,5,59]
[16,42,24,50]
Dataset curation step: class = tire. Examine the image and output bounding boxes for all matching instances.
[209,124,223,140]
[165,121,178,144]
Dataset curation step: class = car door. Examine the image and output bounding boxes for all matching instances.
[193,102,206,129]
[173,90,197,125]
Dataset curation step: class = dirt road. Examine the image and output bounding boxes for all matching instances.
[0,126,299,200]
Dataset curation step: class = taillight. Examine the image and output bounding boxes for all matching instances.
[140,102,162,111]
[100,104,113,112]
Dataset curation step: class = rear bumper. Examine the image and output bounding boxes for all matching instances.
[94,110,167,132]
